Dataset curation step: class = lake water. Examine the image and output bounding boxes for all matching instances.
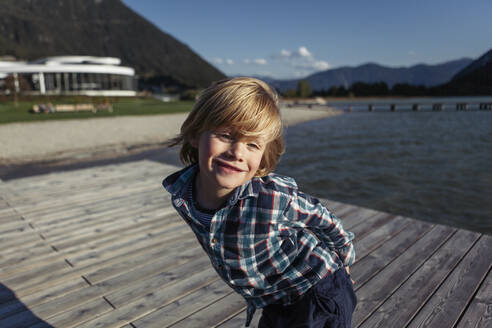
[276,102,492,234]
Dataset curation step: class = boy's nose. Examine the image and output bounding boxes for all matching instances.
[228,142,245,160]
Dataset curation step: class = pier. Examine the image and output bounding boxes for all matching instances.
[347,102,492,112]
[0,160,490,327]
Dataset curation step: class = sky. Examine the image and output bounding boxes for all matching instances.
[122,0,492,80]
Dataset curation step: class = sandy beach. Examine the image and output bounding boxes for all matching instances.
[0,106,341,165]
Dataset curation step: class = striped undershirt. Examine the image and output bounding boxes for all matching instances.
[188,179,215,229]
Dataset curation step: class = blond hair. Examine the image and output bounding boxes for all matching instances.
[170,77,284,176]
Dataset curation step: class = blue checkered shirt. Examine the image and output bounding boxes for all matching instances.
[163,165,355,324]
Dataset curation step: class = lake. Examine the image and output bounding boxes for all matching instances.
[276,102,492,234]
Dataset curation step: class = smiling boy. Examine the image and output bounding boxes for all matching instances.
[163,77,356,327]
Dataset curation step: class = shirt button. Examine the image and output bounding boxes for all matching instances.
[211,238,217,244]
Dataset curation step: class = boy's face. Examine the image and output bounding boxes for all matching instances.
[193,128,266,198]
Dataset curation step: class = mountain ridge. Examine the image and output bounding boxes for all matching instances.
[0,0,225,89]
[443,48,492,95]
[267,58,473,92]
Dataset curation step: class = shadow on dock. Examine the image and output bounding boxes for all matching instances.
[0,283,54,328]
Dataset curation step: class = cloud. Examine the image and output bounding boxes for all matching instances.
[254,58,267,65]
[408,50,416,56]
[275,46,330,73]
[212,58,234,65]
[313,60,329,70]
[280,49,291,57]
[213,46,328,78]
[298,46,312,58]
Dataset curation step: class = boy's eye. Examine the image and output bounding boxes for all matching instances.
[248,142,261,150]
[216,132,233,140]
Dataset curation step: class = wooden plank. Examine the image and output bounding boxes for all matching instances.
[0,195,11,211]
[27,188,166,230]
[74,268,220,328]
[0,226,46,252]
[351,219,434,286]
[84,239,199,284]
[216,309,262,328]
[131,280,235,328]
[456,267,492,328]
[0,219,28,235]
[1,259,74,296]
[408,235,492,327]
[42,298,114,328]
[0,245,63,279]
[6,177,164,215]
[0,214,180,278]
[167,292,246,328]
[0,297,113,328]
[18,183,163,223]
[13,233,190,298]
[50,209,177,252]
[104,250,209,307]
[352,224,456,326]
[0,239,54,260]
[358,229,480,327]
[0,279,88,320]
[3,160,151,188]
[39,200,174,239]
[354,216,429,260]
[4,160,169,193]
[351,211,397,236]
[0,223,190,282]
[0,226,32,243]
[36,190,169,225]
[5,176,159,208]
[58,212,180,255]
[43,208,175,251]
[3,230,195,299]
[65,221,188,267]
[339,206,383,230]
[0,211,22,224]
[2,250,207,325]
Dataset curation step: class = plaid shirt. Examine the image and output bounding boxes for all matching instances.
[163,165,355,324]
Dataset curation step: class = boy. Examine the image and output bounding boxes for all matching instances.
[163,77,356,327]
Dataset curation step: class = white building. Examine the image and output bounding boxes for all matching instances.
[0,56,137,96]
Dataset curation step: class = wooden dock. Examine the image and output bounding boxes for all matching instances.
[0,160,490,327]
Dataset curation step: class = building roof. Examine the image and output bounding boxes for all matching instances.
[0,56,134,76]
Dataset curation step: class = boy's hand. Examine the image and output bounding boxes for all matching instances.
[345,266,355,285]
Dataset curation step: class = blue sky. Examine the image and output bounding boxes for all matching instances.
[122,0,491,79]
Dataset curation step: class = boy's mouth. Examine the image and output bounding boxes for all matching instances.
[215,160,245,173]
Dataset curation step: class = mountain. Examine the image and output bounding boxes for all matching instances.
[269,58,473,92]
[443,48,492,95]
[0,0,225,88]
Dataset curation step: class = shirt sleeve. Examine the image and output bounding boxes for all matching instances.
[283,190,355,267]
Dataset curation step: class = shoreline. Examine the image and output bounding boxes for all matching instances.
[0,106,341,180]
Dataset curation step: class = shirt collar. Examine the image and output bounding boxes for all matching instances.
[162,164,197,199]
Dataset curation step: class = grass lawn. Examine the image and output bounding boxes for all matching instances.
[0,97,194,124]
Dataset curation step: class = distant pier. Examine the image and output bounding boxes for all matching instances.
[286,100,492,112]
[348,102,492,112]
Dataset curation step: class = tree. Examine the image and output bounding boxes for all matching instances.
[296,80,312,98]
[282,88,297,98]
